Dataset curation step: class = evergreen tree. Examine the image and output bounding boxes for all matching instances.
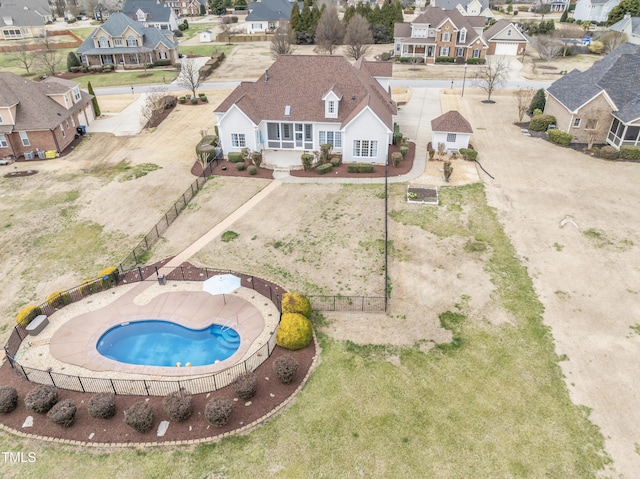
[560,9,568,22]
[528,88,546,114]
[607,0,640,24]
[66,52,80,71]
[87,81,101,117]
[290,2,301,31]
[343,5,356,24]
[209,0,226,16]
[200,3,206,15]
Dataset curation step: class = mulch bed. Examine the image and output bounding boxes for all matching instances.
[191,161,275,179]
[0,342,316,446]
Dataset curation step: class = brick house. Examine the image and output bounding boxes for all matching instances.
[544,43,640,148]
[76,12,179,69]
[123,0,180,32]
[164,0,207,16]
[394,6,488,63]
[0,73,95,160]
[483,19,528,56]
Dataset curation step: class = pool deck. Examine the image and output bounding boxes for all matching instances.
[17,281,280,379]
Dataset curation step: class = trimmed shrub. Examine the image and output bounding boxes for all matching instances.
[67,52,80,71]
[620,146,640,161]
[162,391,193,422]
[281,292,312,317]
[87,392,116,419]
[190,98,198,105]
[0,386,18,414]
[247,165,257,175]
[205,397,233,427]
[69,66,80,73]
[236,162,246,171]
[16,305,42,327]
[529,114,556,132]
[459,148,477,161]
[400,145,409,158]
[466,58,486,65]
[273,356,298,384]
[317,163,332,174]
[25,385,58,413]
[154,59,171,67]
[251,151,262,167]
[599,145,619,160]
[46,290,72,308]
[547,129,573,146]
[347,163,375,173]
[330,156,341,167]
[435,56,455,63]
[79,279,99,297]
[47,399,76,427]
[301,153,314,171]
[232,372,258,400]
[391,152,403,167]
[200,96,208,102]
[124,401,154,433]
[179,97,186,104]
[276,313,313,350]
[227,152,243,162]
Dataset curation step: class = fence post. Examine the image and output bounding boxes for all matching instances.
[144,235,149,250]
[48,369,55,387]
[174,203,179,217]
[144,380,150,396]
[181,267,185,281]
[333,296,336,311]
[78,376,85,393]
[138,266,143,281]
[165,212,170,226]
[20,363,28,381]
[155,224,159,239]
[110,378,117,395]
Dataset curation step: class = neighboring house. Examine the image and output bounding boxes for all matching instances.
[245,0,298,34]
[610,13,640,45]
[94,2,119,21]
[393,6,488,63]
[535,0,569,12]
[431,0,493,18]
[573,0,621,23]
[214,55,397,165]
[0,0,53,40]
[76,12,179,69]
[164,0,207,17]
[123,0,180,32]
[0,73,95,160]
[544,42,640,149]
[483,19,528,56]
[431,110,473,152]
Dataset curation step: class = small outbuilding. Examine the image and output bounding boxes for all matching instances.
[200,30,213,43]
[431,110,473,153]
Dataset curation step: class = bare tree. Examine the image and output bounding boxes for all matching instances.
[474,56,509,102]
[177,58,200,98]
[343,14,373,60]
[10,50,36,75]
[315,5,344,55]
[140,86,169,129]
[601,31,627,54]
[514,87,535,122]
[585,110,610,150]
[554,25,584,56]
[34,35,62,76]
[220,16,233,44]
[270,25,296,59]
[532,35,563,65]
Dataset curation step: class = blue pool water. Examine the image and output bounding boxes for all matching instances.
[97,320,241,367]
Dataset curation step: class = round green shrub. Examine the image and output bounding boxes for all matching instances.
[232,372,258,400]
[25,385,58,413]
[247,165,257,175]
[459,148,478,161]
[0,386,18,414]
[124,401,154,433]
[227,152,243,162]
[316,163,332,175]
[529,114,556,132]
[599,145,619,160]
[273,355,299,384]
[392,152,403,167]
[236,162,246,171]
[330,157,341,167]
[400,145,409,158]
[88,392,116,419]
[281,292,312,317]
[163,391,193,422]
[205,397,233,427]
[47,399,76,427]
[276,313,313,350]
[190,98,198,105]
[547,129,573,146]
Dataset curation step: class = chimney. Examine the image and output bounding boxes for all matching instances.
[624,12,631,19]
[265,69,269,82]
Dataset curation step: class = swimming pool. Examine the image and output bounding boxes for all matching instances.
[96,320,241,367]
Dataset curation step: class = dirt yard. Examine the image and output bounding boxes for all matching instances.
[438,88,640,478]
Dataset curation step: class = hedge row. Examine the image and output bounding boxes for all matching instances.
[620,145,640,161]
[347,163,375,173]
[199,51,226,79]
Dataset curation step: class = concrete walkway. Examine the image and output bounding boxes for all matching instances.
[87,91,147,136]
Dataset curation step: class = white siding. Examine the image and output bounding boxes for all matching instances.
[217,107,257,153]
[343,108,391,164]
[432,131,471,152]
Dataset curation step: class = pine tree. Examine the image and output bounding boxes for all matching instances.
[290,2,301,31]
[66,52,80,71]
[87,81,101,117]
[343,5,356,25]
[528,88,546,114]
[560,9,568,22]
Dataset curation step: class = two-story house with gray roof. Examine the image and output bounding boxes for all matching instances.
[123,0,180,32]
[573,0,621,23]
[544,42,640,149]
[431,0,493,18]
[76,12,179,69]
[0,0,53,40]
[0,73,95,160]
[214,55,397,165]
[245,0,299,34]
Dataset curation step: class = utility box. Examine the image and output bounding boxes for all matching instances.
[158,274,166,285]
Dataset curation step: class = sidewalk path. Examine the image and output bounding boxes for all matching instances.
[87,91,147,136]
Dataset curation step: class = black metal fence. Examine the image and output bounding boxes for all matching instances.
[117,158,220,272]
[308,295,386,312]
[4,267,283,396]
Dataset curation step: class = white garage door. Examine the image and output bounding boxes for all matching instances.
[495,42,519,55]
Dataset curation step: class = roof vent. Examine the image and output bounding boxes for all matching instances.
[352,95,355,100]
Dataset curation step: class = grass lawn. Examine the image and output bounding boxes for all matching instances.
[72,69,179,88]
[179,44,233,57]
[179,22,217,41]
[68,27,96,40]
[0,183,610,478]
[0,47,76,79]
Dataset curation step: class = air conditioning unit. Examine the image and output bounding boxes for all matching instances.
[24,150,35,160]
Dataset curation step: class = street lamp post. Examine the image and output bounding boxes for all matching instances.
[131,85,134,95]
[461,62,468,97]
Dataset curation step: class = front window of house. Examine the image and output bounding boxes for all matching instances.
[585,119,598,130]
[459,29,466,43]
[0,134,7,148]
[573,118,581,128]
[19,131,30,146]
[442,32,451,42]
[447,133,457,142]
[72,87,81,101]
[440,47,450,56]
[456,48,464,57]
[353,140,377,158]
[319,131,342,148]
[473,49,480,58]
[127,36,137,47]
[158,51,167,59]
[114,38,122,46]
[98,36,110,48]
[231,133,246,147]
[60,123,66,138]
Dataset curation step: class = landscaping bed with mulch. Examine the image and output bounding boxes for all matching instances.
[0,341,316,446]
[191,161,274,179]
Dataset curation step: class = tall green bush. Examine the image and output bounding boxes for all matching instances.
[529,114,556,132]
[87,81,101,117]
[620,146,640,161]
[67,52,80,71]
[529,89,546,114]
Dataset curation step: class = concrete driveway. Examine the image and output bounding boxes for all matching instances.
[440,88,640,478]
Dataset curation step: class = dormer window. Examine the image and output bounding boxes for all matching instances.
[328,101,335,114]
[3,16,13,26]
[136,9,146,22]
[72,87,81,102]
[98,37,110,48]
[127,36,138,47]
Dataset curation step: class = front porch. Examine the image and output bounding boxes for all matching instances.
[261,149,306,170]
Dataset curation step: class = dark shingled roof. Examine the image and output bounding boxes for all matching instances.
[432,0,490,12]
[215,55,396,129]
[483,18,527,42]
[0,0,51,28]
[246,0,300,21]
[431,110,473,133]
[546,42,640,123]
[0,72,93,132]
[395,6,487,46]
[123,0,173,23]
